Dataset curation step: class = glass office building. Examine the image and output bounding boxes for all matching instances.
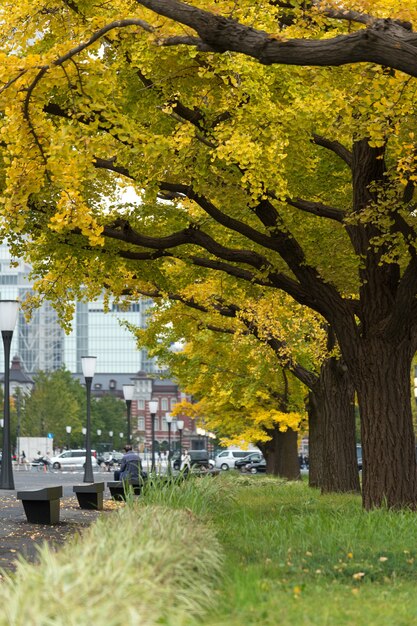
[0,244,157,374]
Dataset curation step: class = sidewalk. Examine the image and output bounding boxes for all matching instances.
[0,491,113,575]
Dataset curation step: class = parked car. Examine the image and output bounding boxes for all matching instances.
[172,449,213,471]
[50,449,98,470]
[245,459,267,474]
[356,444,362,471]
[234,452,264,470]
[215,449,259,470]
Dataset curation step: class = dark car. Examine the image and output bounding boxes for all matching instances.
[356,444,362,471]
[97,451,124,469]
[234,452,264,470]
[172,449,210,471]
[245,459,267,474]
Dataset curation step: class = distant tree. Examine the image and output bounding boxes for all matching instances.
[23,369,84,447]
[91,395,127,448]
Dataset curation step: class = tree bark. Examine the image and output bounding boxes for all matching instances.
[310,357,360,494]
[306,389,323,489]
[260,425,300,480]
[351,339,417,509]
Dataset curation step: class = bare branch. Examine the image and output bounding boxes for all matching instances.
[135,0,417,77]
[312,134,352,168]
[286,197,345,222]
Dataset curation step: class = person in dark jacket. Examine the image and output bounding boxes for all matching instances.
[114,444,143,481]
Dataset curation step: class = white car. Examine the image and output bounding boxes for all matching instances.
[215,450,257,470]
[50,449,98,470]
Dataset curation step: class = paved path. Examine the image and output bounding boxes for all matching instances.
[0,468,118,575]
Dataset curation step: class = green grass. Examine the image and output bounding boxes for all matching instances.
[3,474,417,625]
[143,474,417,625]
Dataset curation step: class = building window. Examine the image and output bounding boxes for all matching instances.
[170,398,177,410]
[109,379,117,389]
[138,399,145,409]
[94,383,102,390]
[161,398,168,411]
[138,416,145,430]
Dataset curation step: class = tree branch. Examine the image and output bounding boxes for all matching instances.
[312,134,352,168]
[286,197,345,222]
[135,0,417,77]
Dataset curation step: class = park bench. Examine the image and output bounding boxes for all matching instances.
[107,479,143,501]
[73,482,105,510]
[17,486,63,524]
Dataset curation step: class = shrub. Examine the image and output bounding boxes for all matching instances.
[0,503,223,626]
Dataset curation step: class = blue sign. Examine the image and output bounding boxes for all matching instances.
[47,433,54,439]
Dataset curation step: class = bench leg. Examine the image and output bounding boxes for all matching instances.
[75,492,103,510]
[22,499,60,524]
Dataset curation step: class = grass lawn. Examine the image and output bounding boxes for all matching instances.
[3,473,417,625]
[163,474,417,626]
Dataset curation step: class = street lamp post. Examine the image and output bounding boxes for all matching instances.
[65,426,72,450]
[119,432,124,448]
[122,384,135,444]
[166,412,173,472]
[0,300,19,490]
[81,356,97,483]
[177,419,184,463]
[149,400,158,472]
[109,430,114,449]
[15,390,22,461]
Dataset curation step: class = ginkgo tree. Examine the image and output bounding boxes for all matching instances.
[131,274,359,492]
[1,0,417,508]
[136,294,306,479]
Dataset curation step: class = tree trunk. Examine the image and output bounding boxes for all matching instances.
[261,425,300,480]
[306,390,323,489]
[352,339,417,509]
[310,357,360,494]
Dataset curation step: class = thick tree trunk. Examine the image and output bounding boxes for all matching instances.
[260,425,300,480]
[310,357,360,494]
[352,340,417,509]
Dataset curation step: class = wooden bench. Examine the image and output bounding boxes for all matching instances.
[107,480,142,501]
[17,486,63,524]
[73,482,105,510]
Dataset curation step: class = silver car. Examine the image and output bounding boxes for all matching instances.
[50,449,98,470]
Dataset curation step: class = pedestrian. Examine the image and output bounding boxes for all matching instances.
[180,449,191,474]
[114,445,143,481]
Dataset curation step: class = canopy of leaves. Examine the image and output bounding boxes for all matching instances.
[0,1,416,354]
[135,292,308,445]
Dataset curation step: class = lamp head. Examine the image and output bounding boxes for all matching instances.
[0,300,19,332]
[81,356,97,378]
[148,400,158,414]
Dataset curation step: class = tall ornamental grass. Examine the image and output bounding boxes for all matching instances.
[0,502,223,626]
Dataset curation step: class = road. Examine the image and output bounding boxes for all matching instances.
[3,466,119,496]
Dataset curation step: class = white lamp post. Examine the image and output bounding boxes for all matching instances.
[109,430,114,449]
[148,400,158,472]
[0,300,19,489]
[65,425,72,450]
[166,412,173,471]
[81,356,97,483]
[177,419,184,461]
[123,384,135,444]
